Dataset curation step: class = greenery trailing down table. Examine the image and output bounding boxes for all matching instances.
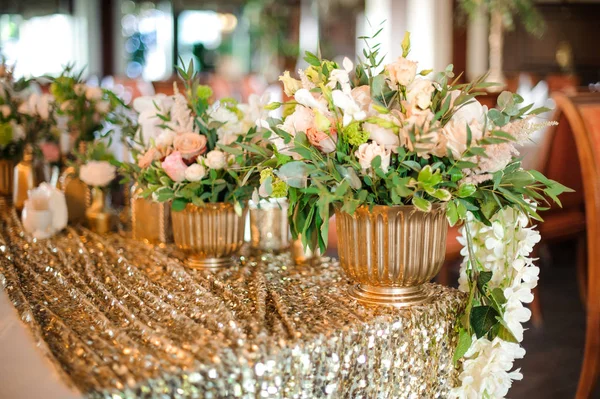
[0,208,464,399]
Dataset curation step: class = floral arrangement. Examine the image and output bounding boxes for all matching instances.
[254,32,570,397]
[0,62,56,161]
[50,66,119,145]
[132,62,270,211]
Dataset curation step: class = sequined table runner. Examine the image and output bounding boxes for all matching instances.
[0,209,464,399]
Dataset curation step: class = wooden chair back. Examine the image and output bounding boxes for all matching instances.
[551,92,600,398]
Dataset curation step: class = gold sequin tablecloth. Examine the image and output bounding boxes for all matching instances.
[0,209,464,399]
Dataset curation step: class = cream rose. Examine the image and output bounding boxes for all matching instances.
[452,98,487,126]
[0,105,11,118]
[95,101,111,114]
[204,150,227,170]
[355,142,391,173]
[74,84,86,96]
[442,120,484,159]
[173,132,208,160]
[85,86,103,101]
[184,163,206,182]
[407,78,435,110]
[385,57,417,88]
[306,127,337,154]
[280,105,315,135]
[79,161,116,187]
[350,85,374,116]
[155,130,176,148]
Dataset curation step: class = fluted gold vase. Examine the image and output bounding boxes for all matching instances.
[335,204,448,307]
[172,203,247,269]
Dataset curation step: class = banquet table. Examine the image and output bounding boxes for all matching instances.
[0,207,464,399]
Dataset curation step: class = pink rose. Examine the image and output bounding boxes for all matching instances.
[137,147,162,168]
[173,132,208,160]
[161,151,188,182]
[40,142,60,163]
[306,127,337,154]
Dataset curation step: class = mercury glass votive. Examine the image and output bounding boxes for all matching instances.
[249,198,290,253]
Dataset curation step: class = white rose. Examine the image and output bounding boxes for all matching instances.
[95,101,111,114]
[79,161,116,187]
[452,98,487,126]
[355,142,391,173]
[184,163,206,181]
[385,57,417,88]
[204,150,227,170]
[443,120,484,159]
[155,130,176,148]
[0,105,11,118]
[407,78,435,110]
[85,86,103,101]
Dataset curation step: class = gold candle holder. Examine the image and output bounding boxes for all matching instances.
[12,145,36,211]
[131,185,172,243]
[59,141,90,224]
[335,204,448,307]
[249,198,290,253]
[85,187,113,234]
[172,202,247,269]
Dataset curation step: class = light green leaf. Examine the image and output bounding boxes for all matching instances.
[457,183,477,198]
[453,328,473,365]
[432,189,452,201]
[276,161,311,188]
[412,196,432,212]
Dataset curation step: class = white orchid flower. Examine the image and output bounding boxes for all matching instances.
[327,57,354,93]
[332,89,366,126]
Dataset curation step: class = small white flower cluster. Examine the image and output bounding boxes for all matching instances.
[451,207,541,398]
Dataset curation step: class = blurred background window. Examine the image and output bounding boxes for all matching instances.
[0,13,83,77]
[120,0,173,81]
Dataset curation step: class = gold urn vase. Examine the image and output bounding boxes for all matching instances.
[172,202,247,269]
[249,198,290,253]
[0,159,15,198]
[335,204,448,307]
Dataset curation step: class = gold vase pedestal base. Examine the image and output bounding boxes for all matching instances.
[185,256,234,270]
[348,284,431,308]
